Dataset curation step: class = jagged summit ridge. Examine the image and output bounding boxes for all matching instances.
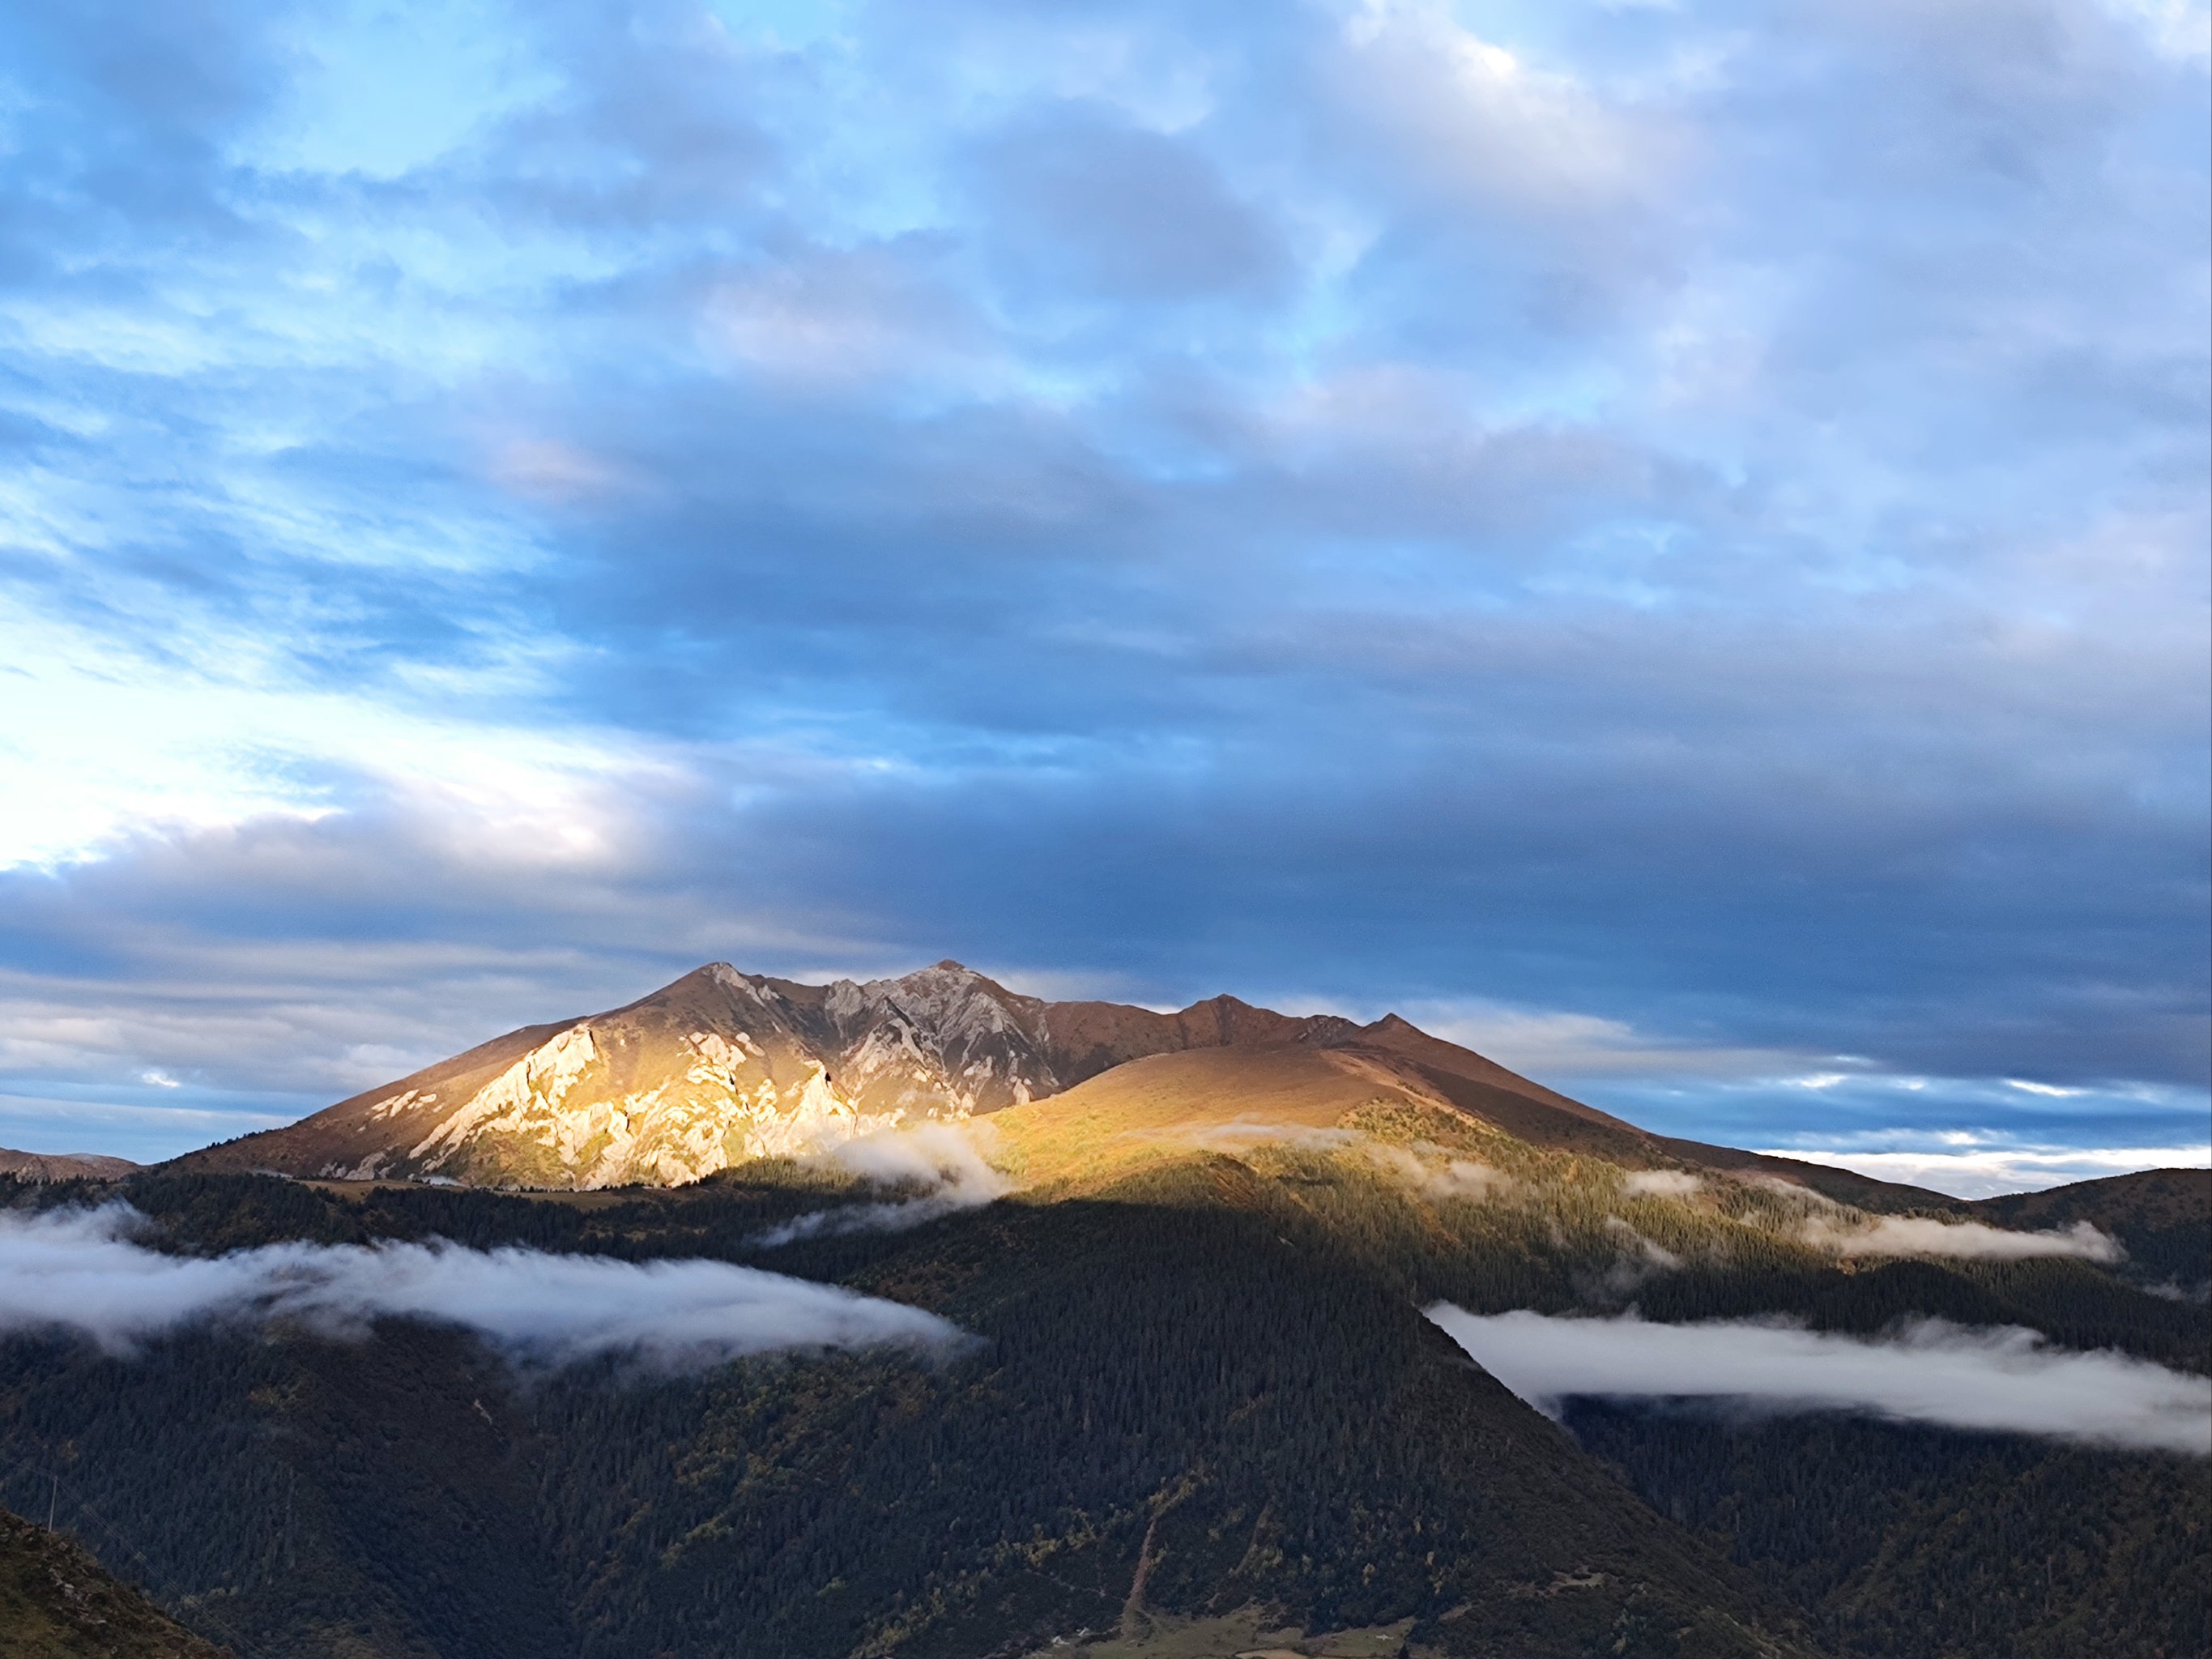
[177,960,1373,1190]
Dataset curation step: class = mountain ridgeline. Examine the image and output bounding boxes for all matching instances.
[174,962,1378,1188]
[174,960,1939,1209]
[1,961,2202,1659]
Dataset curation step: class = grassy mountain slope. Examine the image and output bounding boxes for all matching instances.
[0,1506,228,1658]
[168,963,1377,1191]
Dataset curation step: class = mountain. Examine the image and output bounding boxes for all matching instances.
[15,966,2201,1657]
[173,962,1945,1209]
[172,962,1367,1188]
[0,1504,228,1657]
[1975,1167,2211,1299]
[13,1095,2201,1659]
[0,1149,139,1183]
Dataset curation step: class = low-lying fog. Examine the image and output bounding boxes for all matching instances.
[1431,1306,2210,1456]
[0,1203,964,1369]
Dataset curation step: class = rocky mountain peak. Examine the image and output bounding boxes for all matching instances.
[173,960,1513,1192]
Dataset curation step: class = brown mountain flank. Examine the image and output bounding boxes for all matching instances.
[0,1149,140,1183]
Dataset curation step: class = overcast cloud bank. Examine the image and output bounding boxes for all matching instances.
[0,1204,962,1367]
[1430,1307,2210,1456]
[0,0,2203,1168]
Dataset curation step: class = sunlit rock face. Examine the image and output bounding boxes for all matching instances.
[176,960,1362,1190]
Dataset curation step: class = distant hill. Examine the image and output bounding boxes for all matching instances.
[0,1149,139,1183]
[1975,1168,2210,1299]
[0,1505,228,1657]
[170,960,1951,1211]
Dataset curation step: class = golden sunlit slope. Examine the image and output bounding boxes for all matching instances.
[987,1044,1408,1186]
[987,1036,1952,1213]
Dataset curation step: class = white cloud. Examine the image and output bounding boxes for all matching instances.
[2098,0,2212,62]
[1366,1142,1511,1201]
[1430,1307,2212,1456]
[754,1121,1011,1246]
[1622,1169,1703,1197]
[1402,999,1818,1081]
[0,593,672,872]
[0,1202,963,1367]
[1758,1142,2212,1199]
[1336,0,1667,212]
[1801,1215,2121,1262]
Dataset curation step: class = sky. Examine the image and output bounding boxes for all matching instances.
[0,0,2206,1195]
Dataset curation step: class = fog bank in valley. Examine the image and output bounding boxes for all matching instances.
[1430,1306,2210,1456]
[753,1122,1012,1247]
[0,1204,964,1367]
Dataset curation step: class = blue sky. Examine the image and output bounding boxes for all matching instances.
[1,0,2206,1195]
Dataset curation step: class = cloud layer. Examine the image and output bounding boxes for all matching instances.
[1802,1215,2122,1261]
[0,0,2202,1166]
[1430,1306,2212,1456]
[754,1122,1011,1246]
[0,1204,963,1367]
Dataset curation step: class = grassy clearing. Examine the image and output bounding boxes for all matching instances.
[1023,1608,1417,1658]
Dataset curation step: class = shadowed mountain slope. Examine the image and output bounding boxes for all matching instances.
[1974,1168,2211,1299]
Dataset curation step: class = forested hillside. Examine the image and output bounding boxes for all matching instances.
[1975,1169,2211,1300]
[2,1086,2204,1658]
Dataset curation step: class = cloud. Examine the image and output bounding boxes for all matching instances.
[1621,1170,1703,1198]
[1340,3,1666,205]
[1403,1000,1820,1084]
[0,0,2202,1170]
[753,1121,1010,1246]
[1592,1216,1683,1298]
[1366,1143,1511,1201]
[0,1203,963,1367]
[1754,1139,2212,1199]
[1430,1307,2212,1456]
[966,102,1290,305]
[1801,1215,2123,1262]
